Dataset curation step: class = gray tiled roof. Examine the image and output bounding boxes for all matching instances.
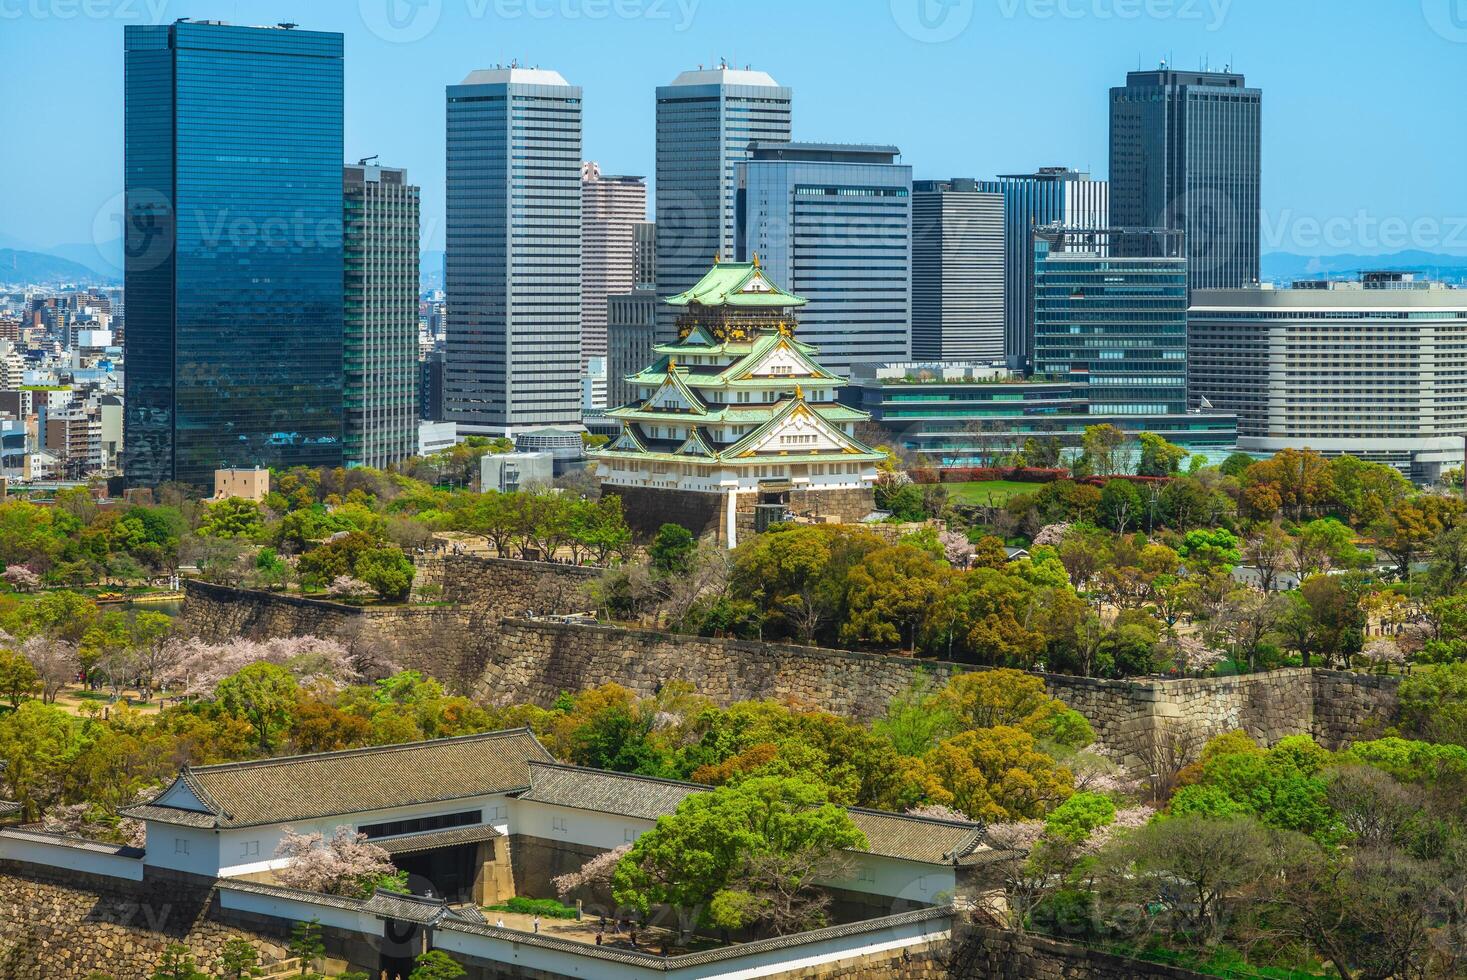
[375,824,501,856]
[517,763,984,865]
[845,809,985,866]
[517,762,707,819]
[133,729,553,829]
[118,804,218,829]
[437,904,955,970]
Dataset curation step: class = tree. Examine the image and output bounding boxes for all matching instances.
[1098,480,1143,534]
[612,776,866,935]
[1080,424,1127,477]
[1219,452,1255,478]
[915,726,1073,822]
[196,498,265,540]
[274,826,404,898]
[1104,814,1273,947]
[409,950,467,980]
[150,944,209,980]
[286,920,325,975]
[353,547,415,601]
[927,669,1091,747]
[840,544,949,652]
[0,702,85,819]
[1243,449,1334,521]
[1398,663,1467,746]
[0,648,37,706]
[21,636,77,704]
[1136,432,1189,477]
[215,938,263,980]
[1243,523,1291,592]
[214,663,300,752]
[649,523,697,577]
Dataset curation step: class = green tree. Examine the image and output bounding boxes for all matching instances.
[1044,791,1117,844]
[1136,432,1189,477]
[354,547,415,601]
[150,944,208,980]
[1098,480,1144,534]
[214,663,300,752]
[840,544,949,652]
[612,776,866,934]
[196,498,265,540]
[915,725,1074,821]
[649,523,697,577]
[409,950,467,980]
[215,938,263,980]
[1219,452,1255,478]
[0,648,38,706]
[0,702,85,819]
[1398,664,1467,746]
[287,919,325,974]
[1080,424,1127,477]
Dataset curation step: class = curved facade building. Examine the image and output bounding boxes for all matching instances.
[1189,273,1467,481]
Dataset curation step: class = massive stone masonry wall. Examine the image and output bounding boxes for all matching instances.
[0,864,300,980]
[178,556,1401,768]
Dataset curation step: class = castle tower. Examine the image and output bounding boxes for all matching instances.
[591,259,885,547]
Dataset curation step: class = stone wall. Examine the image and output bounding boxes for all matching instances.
[0,864,297,979]
[177,560,1402,768]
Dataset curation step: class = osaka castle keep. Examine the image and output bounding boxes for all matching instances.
[591,258,886,547]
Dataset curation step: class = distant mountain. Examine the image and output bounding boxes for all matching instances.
[48,239,124,279]
[1263,250,1467,284]
[0,249,117,286]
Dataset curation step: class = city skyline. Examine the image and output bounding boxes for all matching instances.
[4,0,1466,267]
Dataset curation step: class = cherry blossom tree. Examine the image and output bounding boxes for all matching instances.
[1031,524,1071,548]
[326,575,373,602]
[905,803,973,823]
[2,566,40,593]
[552,842,630,901]
[938,531,976,570]
[273,825,403,897]
[158,636,359,697]
[21,636,79,704]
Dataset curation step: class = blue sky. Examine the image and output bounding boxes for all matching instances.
[3,0,1465,258]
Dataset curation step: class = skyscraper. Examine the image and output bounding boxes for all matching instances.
[580,163,646,370]
[911,179,1005,361]
[737,142,911,372]
[655,64,790,339]
[445,67,582,434]
[1109,68,1261,292]
[632,220,656,289]
[343,163,419,469]
[1033,226,1189,417]
[123,21,344,487]
[980,168,1108,368]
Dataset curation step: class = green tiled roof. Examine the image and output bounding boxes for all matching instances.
[665,260,806,308]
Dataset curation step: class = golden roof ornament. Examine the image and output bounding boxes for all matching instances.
[752,252,761,268]
[794,384,804,401]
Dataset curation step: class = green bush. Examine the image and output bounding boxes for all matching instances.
[486,896,579,919]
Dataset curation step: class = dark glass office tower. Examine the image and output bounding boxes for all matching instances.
[1109,68,1261,292]
[1033,227,1189,416]
[123,21,344,487]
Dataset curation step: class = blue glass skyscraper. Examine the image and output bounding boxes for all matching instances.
[1032,227,1189,417]
[123,21,344,487]
[736,142,911,372]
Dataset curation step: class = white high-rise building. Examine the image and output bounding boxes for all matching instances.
[655,64,791,341]
[581,163,646,409]
[445,67,583,434]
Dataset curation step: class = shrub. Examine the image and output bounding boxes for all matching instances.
[486,896,579,920]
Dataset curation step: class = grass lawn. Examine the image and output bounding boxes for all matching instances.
[944,480,1043,506]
